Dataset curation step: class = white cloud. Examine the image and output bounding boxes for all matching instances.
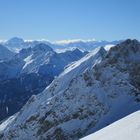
[55,38,96,44]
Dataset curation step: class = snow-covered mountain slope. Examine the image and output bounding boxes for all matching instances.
[0,39,140,140]
[81,110,140,140]
[0,43,87,121]
[0,44,15,61]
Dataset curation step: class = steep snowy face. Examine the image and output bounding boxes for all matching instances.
[81,110,140,140]
[1,39,140,140]
[0,44,15,61]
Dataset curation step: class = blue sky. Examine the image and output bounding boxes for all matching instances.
[0,0,140,41]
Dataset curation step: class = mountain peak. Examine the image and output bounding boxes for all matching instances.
[106,39,140,62]
[97,47,106,56]
[119,39,140,47]
[7,37,24,44]
[32,43,53,52]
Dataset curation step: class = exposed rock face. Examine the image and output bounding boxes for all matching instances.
[0,39,140,140]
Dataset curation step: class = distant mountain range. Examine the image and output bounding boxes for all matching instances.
[54,39,121,51]
[0,37,121,52]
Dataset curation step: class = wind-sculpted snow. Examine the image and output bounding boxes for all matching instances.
[0,39,140,140]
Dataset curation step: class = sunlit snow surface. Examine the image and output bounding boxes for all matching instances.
[81,111,140,140]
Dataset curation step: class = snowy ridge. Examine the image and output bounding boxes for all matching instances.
[81,110,140,140]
